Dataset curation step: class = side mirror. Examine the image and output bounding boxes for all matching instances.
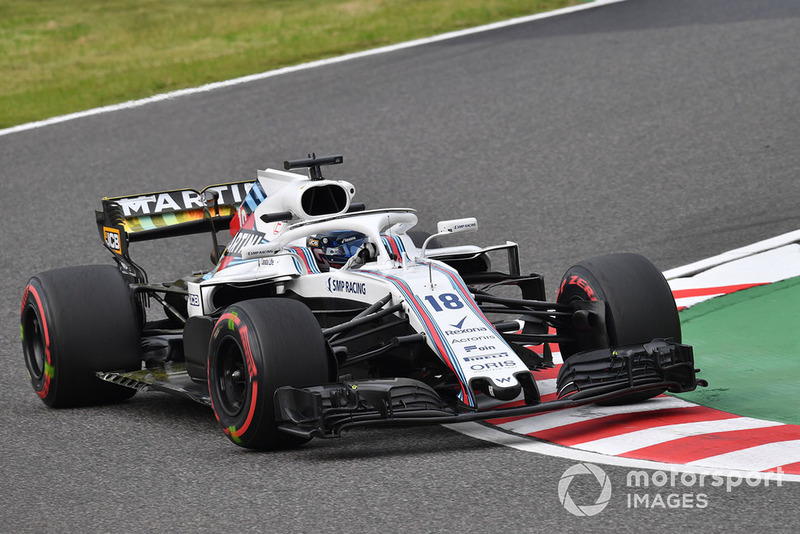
[436,218,478,235]
[420,217,478,258]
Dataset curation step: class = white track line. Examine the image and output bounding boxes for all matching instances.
[688,441,800,471]
[669,244,800,309]
[664,233,800,279]
[497,396,694,434]
[445,421,800,482]
[575,418,784,455]
[0,0,626,138]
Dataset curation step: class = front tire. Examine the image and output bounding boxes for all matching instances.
[556,253,681,403]
[207,299,330,450]
[20,265,141,407]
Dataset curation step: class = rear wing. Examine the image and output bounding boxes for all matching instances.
[95,181,252,259]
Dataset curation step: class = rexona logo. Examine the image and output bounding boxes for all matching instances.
[327,278,367,295]
[450,317,467,330]
[445,316,490,336]
[445,326,489,336]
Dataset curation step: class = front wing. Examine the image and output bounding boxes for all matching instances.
[274,340,706,439]
[96,340,704,439]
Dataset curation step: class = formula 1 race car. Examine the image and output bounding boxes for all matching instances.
[21,154,706,449]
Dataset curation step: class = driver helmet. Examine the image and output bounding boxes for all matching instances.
[307,231,369,270]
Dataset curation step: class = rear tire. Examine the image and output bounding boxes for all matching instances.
[207,299,330,450]
[20,265,141,407]
[556,253,680,403]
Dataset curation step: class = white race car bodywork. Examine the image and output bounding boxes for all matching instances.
[70,153,703,449]
[186,166,529,407]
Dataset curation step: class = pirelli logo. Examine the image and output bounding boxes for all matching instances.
[103,227,122,254]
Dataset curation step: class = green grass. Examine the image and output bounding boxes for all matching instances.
[0,0,584,129]
[674,277,800,425]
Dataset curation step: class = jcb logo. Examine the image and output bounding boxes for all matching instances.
[103,227,122,254]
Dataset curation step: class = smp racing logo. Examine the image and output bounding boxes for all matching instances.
[327,278,367,295]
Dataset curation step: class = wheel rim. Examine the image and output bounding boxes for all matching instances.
[22,307,46,381]
[213,338,248,418]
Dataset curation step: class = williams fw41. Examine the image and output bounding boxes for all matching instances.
[21,154,706,449]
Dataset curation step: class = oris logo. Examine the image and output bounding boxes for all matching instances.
[468,360,517,371]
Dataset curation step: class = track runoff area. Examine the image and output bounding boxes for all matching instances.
[447,230,800,482]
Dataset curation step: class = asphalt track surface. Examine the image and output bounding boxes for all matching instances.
[2,0,800,531]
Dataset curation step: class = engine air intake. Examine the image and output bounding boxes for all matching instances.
[301,183,349,216]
